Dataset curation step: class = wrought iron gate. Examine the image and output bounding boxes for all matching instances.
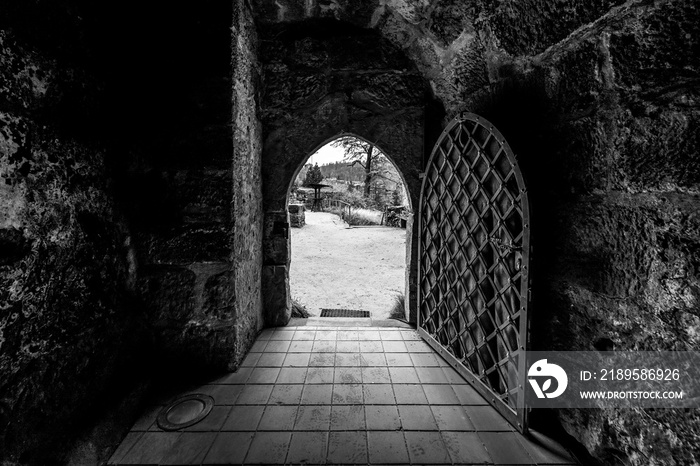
[418,112,531,432]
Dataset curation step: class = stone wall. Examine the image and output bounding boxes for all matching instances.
[256,18,431,324]
[0,4,148,462]
[113,1,241,372]
[252,0,699,463]
[1,1,265,461]
[231,0,265,363]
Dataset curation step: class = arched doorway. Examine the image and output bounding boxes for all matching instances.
[287,135,413,319]
[257,21,431,327]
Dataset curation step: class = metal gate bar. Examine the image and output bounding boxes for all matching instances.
[418,112,531,432]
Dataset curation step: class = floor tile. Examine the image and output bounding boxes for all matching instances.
[294,330,316,340]
[301,384,333,404]
[332,384,363,404]
[328,431,368,464]
[257,352,286,367]
[431,405,474,431]
[309,353,335,366]
[256,329,274,341]
[258,405,298,430]
[441,366,467,384]
[236,385,273,404]
[392,384,428,404]
[406,340,433,352]
[283,352,311,367]
[115,325,558,466]
[241,352,262,367]
[365,405,401,430]
[250,340,267,352]
[362,366,391,384]
[382,341,407,352]
[203,432,253,464]
[359,340,383,352]
[336,340,360,352]
[442,431,492,464]
[270,330,295,341]
[479,432,533,464]
[334,367,361,384]
[276,367,307,384]
[416,367,449,384]
[210,384,244,405]
[269,384,304,405]
[120,432,181,464]
[422,384,459,404]
[331,405,365,430]
[316,330,338,340]
[389,367,420,384]
[359,352,386,366]
[398,405,438,430]
[183,406,230,431]
[265,340,291,352]
[306,367,335,384]
[248,367,281,384]
[358,330,381,340]
[287,432,328,464]
[221,406,264,431]
[385,353,413,366]
[159,432,216,465]
[452,384,488,405]
[215,367,251,384]
[379,330,403,341]
[368,431,409,464]
[363,384,395,404]
[338,330,359,340]
[410,352,441,367]
[467,405,515,431]
[245,431,292,464]
[108,432,143,464]
[335,352,361,366]
[294,405,331,430]
[400,330,422,340]
[313,340,337,353]
[130,406,160,431]
[404,431,451,464]
[288,340,314,352]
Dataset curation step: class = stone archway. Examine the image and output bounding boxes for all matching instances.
[257,20,431,326]
[262,119,423,325]
[286,133,415,318]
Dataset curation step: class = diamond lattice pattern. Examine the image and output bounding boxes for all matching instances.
[420,118,528,411]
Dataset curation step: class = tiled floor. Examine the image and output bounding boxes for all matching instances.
[109,323,577,465]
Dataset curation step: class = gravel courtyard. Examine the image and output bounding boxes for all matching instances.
[290,212,407,320]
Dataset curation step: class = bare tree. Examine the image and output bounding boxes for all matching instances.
[331,136,400,198]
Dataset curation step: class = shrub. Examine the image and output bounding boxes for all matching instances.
[341,208,382,226]
[389,294,406,321]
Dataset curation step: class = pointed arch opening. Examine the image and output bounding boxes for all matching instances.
[287,134,412,320]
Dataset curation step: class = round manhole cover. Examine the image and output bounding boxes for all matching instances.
[157,394,214,431]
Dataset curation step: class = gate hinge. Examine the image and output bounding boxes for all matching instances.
[419,172,426,179]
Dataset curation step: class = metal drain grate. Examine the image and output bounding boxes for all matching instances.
[320,309,370,318]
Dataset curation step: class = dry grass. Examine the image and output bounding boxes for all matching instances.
[388,293,406,321]
[291,299,311,318]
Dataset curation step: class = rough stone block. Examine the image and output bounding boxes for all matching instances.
[262,265,291,327]
[137,225,230,265]
[203,270,236,319]
[138,266,197,324]
[288,203,305,228]
[263,211,290,266]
